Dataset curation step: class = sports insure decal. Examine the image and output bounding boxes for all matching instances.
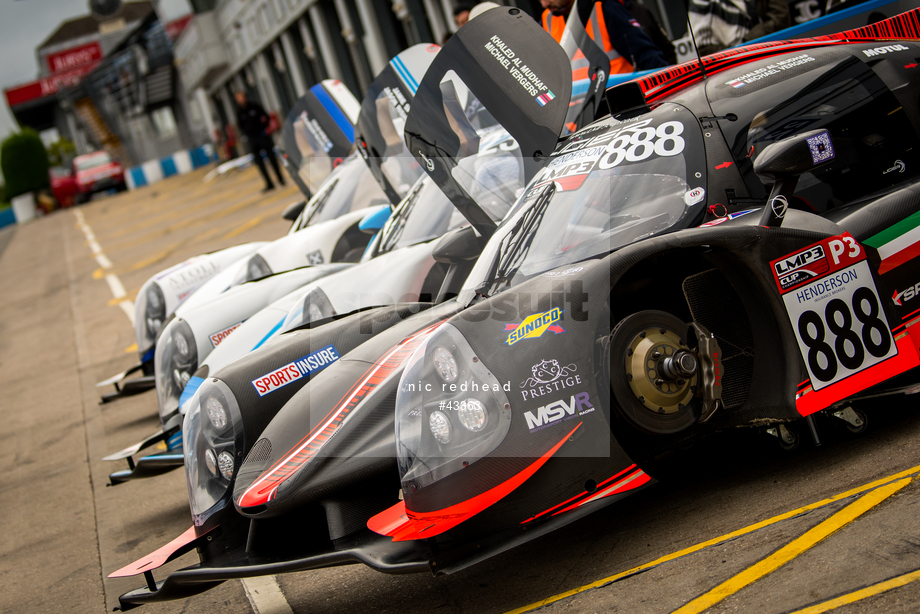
[251,344,340,396]
[484,36,555,106]
[210,322,243,348]
[505,307,565,345]
[771,234,897,392]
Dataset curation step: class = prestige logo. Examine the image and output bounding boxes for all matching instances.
[251,345,340,396]
[523,392,594,432]
[519,359,582,400]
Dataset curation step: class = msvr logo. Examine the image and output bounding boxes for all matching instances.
[524,392,593,431]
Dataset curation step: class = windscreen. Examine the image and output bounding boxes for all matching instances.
[76,152,112,170]
[355,44,440,205]
[461,103,707,298]
[293,155,389,232]
[281,87,357,196]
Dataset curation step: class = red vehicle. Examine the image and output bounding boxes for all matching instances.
[49,166,78,207]
[72,150,127,203]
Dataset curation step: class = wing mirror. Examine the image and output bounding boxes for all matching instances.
[432,225,484,303]
[753,129,836,227]
[282,200,306,221]
[359,206,392,234]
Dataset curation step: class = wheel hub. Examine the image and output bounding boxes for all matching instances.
[624,327,697,415]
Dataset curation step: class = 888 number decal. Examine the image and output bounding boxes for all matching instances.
[785,260,897,391]
[797,286,893,384]
[598,120,685,169]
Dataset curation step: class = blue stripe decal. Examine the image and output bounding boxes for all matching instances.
[130,167,148,187]
[179,375,204,409]
[166,430,183,452]
[311,85,355,143]
[391,56,419,94]
[142,347,156,363]
[252,318,286,351]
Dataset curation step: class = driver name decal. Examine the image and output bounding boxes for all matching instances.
[505,307,565,345]
[483,36,553,103]
[723,54,816,88]
[252,345,340,396]
[772,234,897,392]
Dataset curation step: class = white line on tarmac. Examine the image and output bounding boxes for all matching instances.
[73,210,134,325]
[241,576,295,614]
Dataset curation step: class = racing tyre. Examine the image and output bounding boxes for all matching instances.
[609,310,700,435]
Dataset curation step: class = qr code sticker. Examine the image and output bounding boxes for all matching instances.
[806,131,835,165]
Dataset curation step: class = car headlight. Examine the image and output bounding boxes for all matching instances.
[155,318,199,424]
[183,379,244,525]
[135,281,166,356]
[395,324,512,493]
[279,288,337,334]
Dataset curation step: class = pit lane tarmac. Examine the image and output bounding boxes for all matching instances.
[1,163,919,614]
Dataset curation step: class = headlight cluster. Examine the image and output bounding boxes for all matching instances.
[155,318,199,423]
[279,288,336,334]
[184,379,244,525]
[395,324,512,492]
[135,282,166,356]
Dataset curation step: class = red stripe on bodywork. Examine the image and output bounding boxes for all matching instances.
[879,241,920,274]
[236,321,447,510]
[633,9,920,102]
[520,464,638,524]
[368,423,583,541]
[108,525,216,578]
[796,334,920,416]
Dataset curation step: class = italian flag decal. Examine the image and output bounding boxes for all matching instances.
[863,211,920,274]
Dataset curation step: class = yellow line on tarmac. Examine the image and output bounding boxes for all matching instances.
[504,464,920,614]
[125,343,138,353]
[222,215,265,241]
[790,568,920,614]
[671,478,911,614]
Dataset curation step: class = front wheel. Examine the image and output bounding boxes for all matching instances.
[609,310,700,435]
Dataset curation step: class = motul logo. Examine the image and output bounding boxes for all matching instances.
[863,44,909,57]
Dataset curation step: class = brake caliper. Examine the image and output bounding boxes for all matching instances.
[687,322,723,423]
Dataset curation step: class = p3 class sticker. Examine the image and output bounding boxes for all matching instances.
[771,234,897,391]
[684,187,705,206]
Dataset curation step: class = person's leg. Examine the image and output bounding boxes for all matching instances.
[264,146,286,186]
[252,148,275,190]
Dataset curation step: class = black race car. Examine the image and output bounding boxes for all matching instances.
[109,7,920,608]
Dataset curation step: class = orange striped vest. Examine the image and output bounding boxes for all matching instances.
[542,3,635,76]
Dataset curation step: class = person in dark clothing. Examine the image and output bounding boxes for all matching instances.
[235,91,286,192]
[541,0,669,73]
[627,0,677,64]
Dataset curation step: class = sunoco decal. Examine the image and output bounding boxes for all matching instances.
[210,322,243,348]
[251,344,340,396]
[505,307,565,345]
[523,392,594,432]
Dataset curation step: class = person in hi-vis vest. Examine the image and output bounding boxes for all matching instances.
[541,0,669,74]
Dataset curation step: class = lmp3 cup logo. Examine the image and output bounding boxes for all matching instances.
[774,244,829,290]
[505,307,565,346]
[519,359,582,400]
[251,344,340,396]
[523,391,594,432]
